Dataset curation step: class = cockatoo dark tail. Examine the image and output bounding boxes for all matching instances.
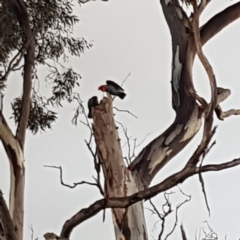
[98,80,126,99]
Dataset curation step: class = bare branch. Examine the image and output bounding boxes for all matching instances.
[201,3,240,46]
[198,139,216,216]
[157,192,173,240]
[193,0,217,117]
[121,71,131,87]
[135,133,151,148]
[113,107,138,118]
[149,199,163,221]
[2,50,24,81]
[60,157,240,238]
[180,224,187,240]
[72,95,104,196]
[116,121,132,165]
[29,225,34,240]
[215,106,240,120]
[44,165,101,190]
[164,190,191,240]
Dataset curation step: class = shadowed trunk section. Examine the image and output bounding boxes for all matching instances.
[0,191,17,240]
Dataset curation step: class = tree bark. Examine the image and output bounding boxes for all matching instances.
[2,1,34,239]
[0,113,24,240]
[0,191,17,240]
[130,0,203,186]
[93,97,147,240]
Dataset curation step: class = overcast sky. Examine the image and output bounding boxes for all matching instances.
[1,0,240,239]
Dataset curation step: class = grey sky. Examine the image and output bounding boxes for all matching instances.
[1,0,240,239]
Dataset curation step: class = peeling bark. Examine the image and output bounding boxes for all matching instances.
[92,97,147,240]
[0,113,24,239]
[2,1,34,239]
[130,0,204,185]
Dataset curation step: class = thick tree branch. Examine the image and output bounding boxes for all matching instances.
[215,106,240,120]
[201,3,240,46]
[59,157,240,238]
[193,0,217,116]
[131,106,204,185]
[44,165,104,195]
[8,0,35,149]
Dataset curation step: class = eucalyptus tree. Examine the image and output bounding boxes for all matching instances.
[1,1,240,240]
[0,0,90,239]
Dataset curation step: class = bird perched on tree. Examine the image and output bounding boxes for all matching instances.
[87,96,99,118]
[98,80,126,99]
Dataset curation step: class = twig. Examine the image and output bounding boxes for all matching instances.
[198,131,216,216]
[113,107,138,119]
[71,94,104,196]
[149,199,163,221]
[29,225,34,240]
[116,121,139,165]
[85,140,103,195]
[201,221,218,239]
[117,122,132,164]
[44,165,100,190]
[136,133,151,147]
[164,191,191,240]
[149,193,173,240]
[121,72,131,87]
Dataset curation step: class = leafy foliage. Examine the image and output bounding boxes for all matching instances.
[0,0,91,133]
[11,94,57,134]
[0,1,21,62]
[31,0,93,63]
[47,67,81,107]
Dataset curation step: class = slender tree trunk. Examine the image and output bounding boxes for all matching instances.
[2,1,34,239]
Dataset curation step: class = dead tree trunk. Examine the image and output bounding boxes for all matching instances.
[93,97,147,240]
